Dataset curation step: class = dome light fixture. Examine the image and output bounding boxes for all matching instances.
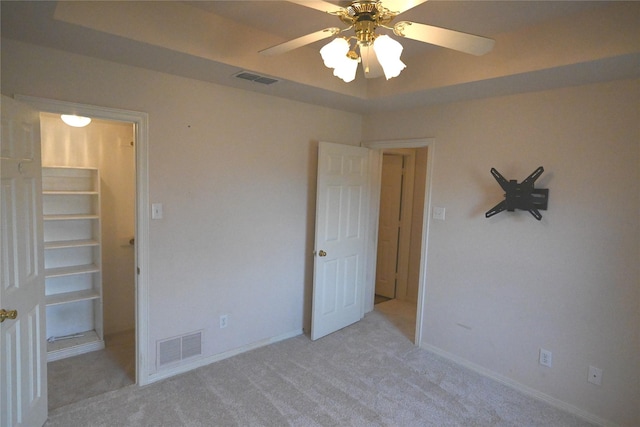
[61,114,92,128]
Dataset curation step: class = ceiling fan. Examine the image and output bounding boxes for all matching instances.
[260,0,495,82]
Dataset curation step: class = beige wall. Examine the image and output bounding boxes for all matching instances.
[1,38,362,375]
[2,37,638,426]
[40,113,136,336]
[363,79,640,426]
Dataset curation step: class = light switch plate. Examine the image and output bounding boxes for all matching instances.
[151,203,163,220]
[588,366,602,385]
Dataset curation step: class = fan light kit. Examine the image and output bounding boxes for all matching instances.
[260,0,495,82]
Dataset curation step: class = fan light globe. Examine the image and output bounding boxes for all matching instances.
[320,38,360,83]
[320,38,349,68]
[373,35,406,80]
[333,56,359,83]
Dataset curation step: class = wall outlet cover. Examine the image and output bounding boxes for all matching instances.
[433,206,446,220]
[539,348,552,367]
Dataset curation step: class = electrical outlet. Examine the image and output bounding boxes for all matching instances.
[219,314,228,329]
[539,348,552,367]
[588,366,603,385]
[433,206,446,220]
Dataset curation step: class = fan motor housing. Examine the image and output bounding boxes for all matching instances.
[341,1,398,44]
[346,1,380,17]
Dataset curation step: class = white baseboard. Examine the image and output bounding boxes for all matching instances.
[420,343,617,427]
[144,328,302,385]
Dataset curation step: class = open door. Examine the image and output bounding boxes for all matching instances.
[1,96,48,426]
[311,142,369,340]
[375,154,404,299]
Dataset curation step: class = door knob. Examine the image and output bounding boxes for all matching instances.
[0,309,18,323]
[318,250,327,257]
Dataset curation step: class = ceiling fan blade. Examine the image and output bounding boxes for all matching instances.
[260,28,340,56]
[286,0,343,14]
[359,45,384,79]
[383,0,429,14]
[394,21,495,56]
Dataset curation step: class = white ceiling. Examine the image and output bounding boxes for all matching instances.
[2,1,638,114]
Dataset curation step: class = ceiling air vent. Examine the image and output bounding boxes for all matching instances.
[234,71,279,85]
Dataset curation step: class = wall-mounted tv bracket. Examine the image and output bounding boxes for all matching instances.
[485,166,549,220]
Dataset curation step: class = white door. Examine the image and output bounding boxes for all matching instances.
[311,142,369,341]
[1,96,48,427]
[375,154,404,299]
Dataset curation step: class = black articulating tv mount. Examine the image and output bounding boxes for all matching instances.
[485,166,549,220]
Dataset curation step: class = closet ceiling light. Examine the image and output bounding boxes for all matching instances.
[61,114,92,127]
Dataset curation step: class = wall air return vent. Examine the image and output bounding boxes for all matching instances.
[157,331,203,369]
[234,71,279,85]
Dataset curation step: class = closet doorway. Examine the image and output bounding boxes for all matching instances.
[374,147,428,343]
[40,112,136,409]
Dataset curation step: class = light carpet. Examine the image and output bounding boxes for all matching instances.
[47,330,135,410]
[373,299,416,342]
[46,310,595,426]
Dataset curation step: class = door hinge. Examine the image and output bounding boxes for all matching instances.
[137,267,140,275]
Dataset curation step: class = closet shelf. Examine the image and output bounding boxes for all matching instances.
[47,330,104,361]
[44,214,99,221]
[43,190,99,195]
[45,239,100,249]
[45,264,100,278]
[46,289,101,306]
[43,166,103,361]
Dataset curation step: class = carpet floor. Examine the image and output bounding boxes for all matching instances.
[374,298,416,342]
[47,329,135,410]
[45,306,595,427]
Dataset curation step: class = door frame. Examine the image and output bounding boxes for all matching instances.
[362,138,435,346]
[14,95,150,386]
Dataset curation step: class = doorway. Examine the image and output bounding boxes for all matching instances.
[363,138,434,346]
[375,153,405,301]
[373,147,427,342]
[40,112,136,409]
[16,93,151,405]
